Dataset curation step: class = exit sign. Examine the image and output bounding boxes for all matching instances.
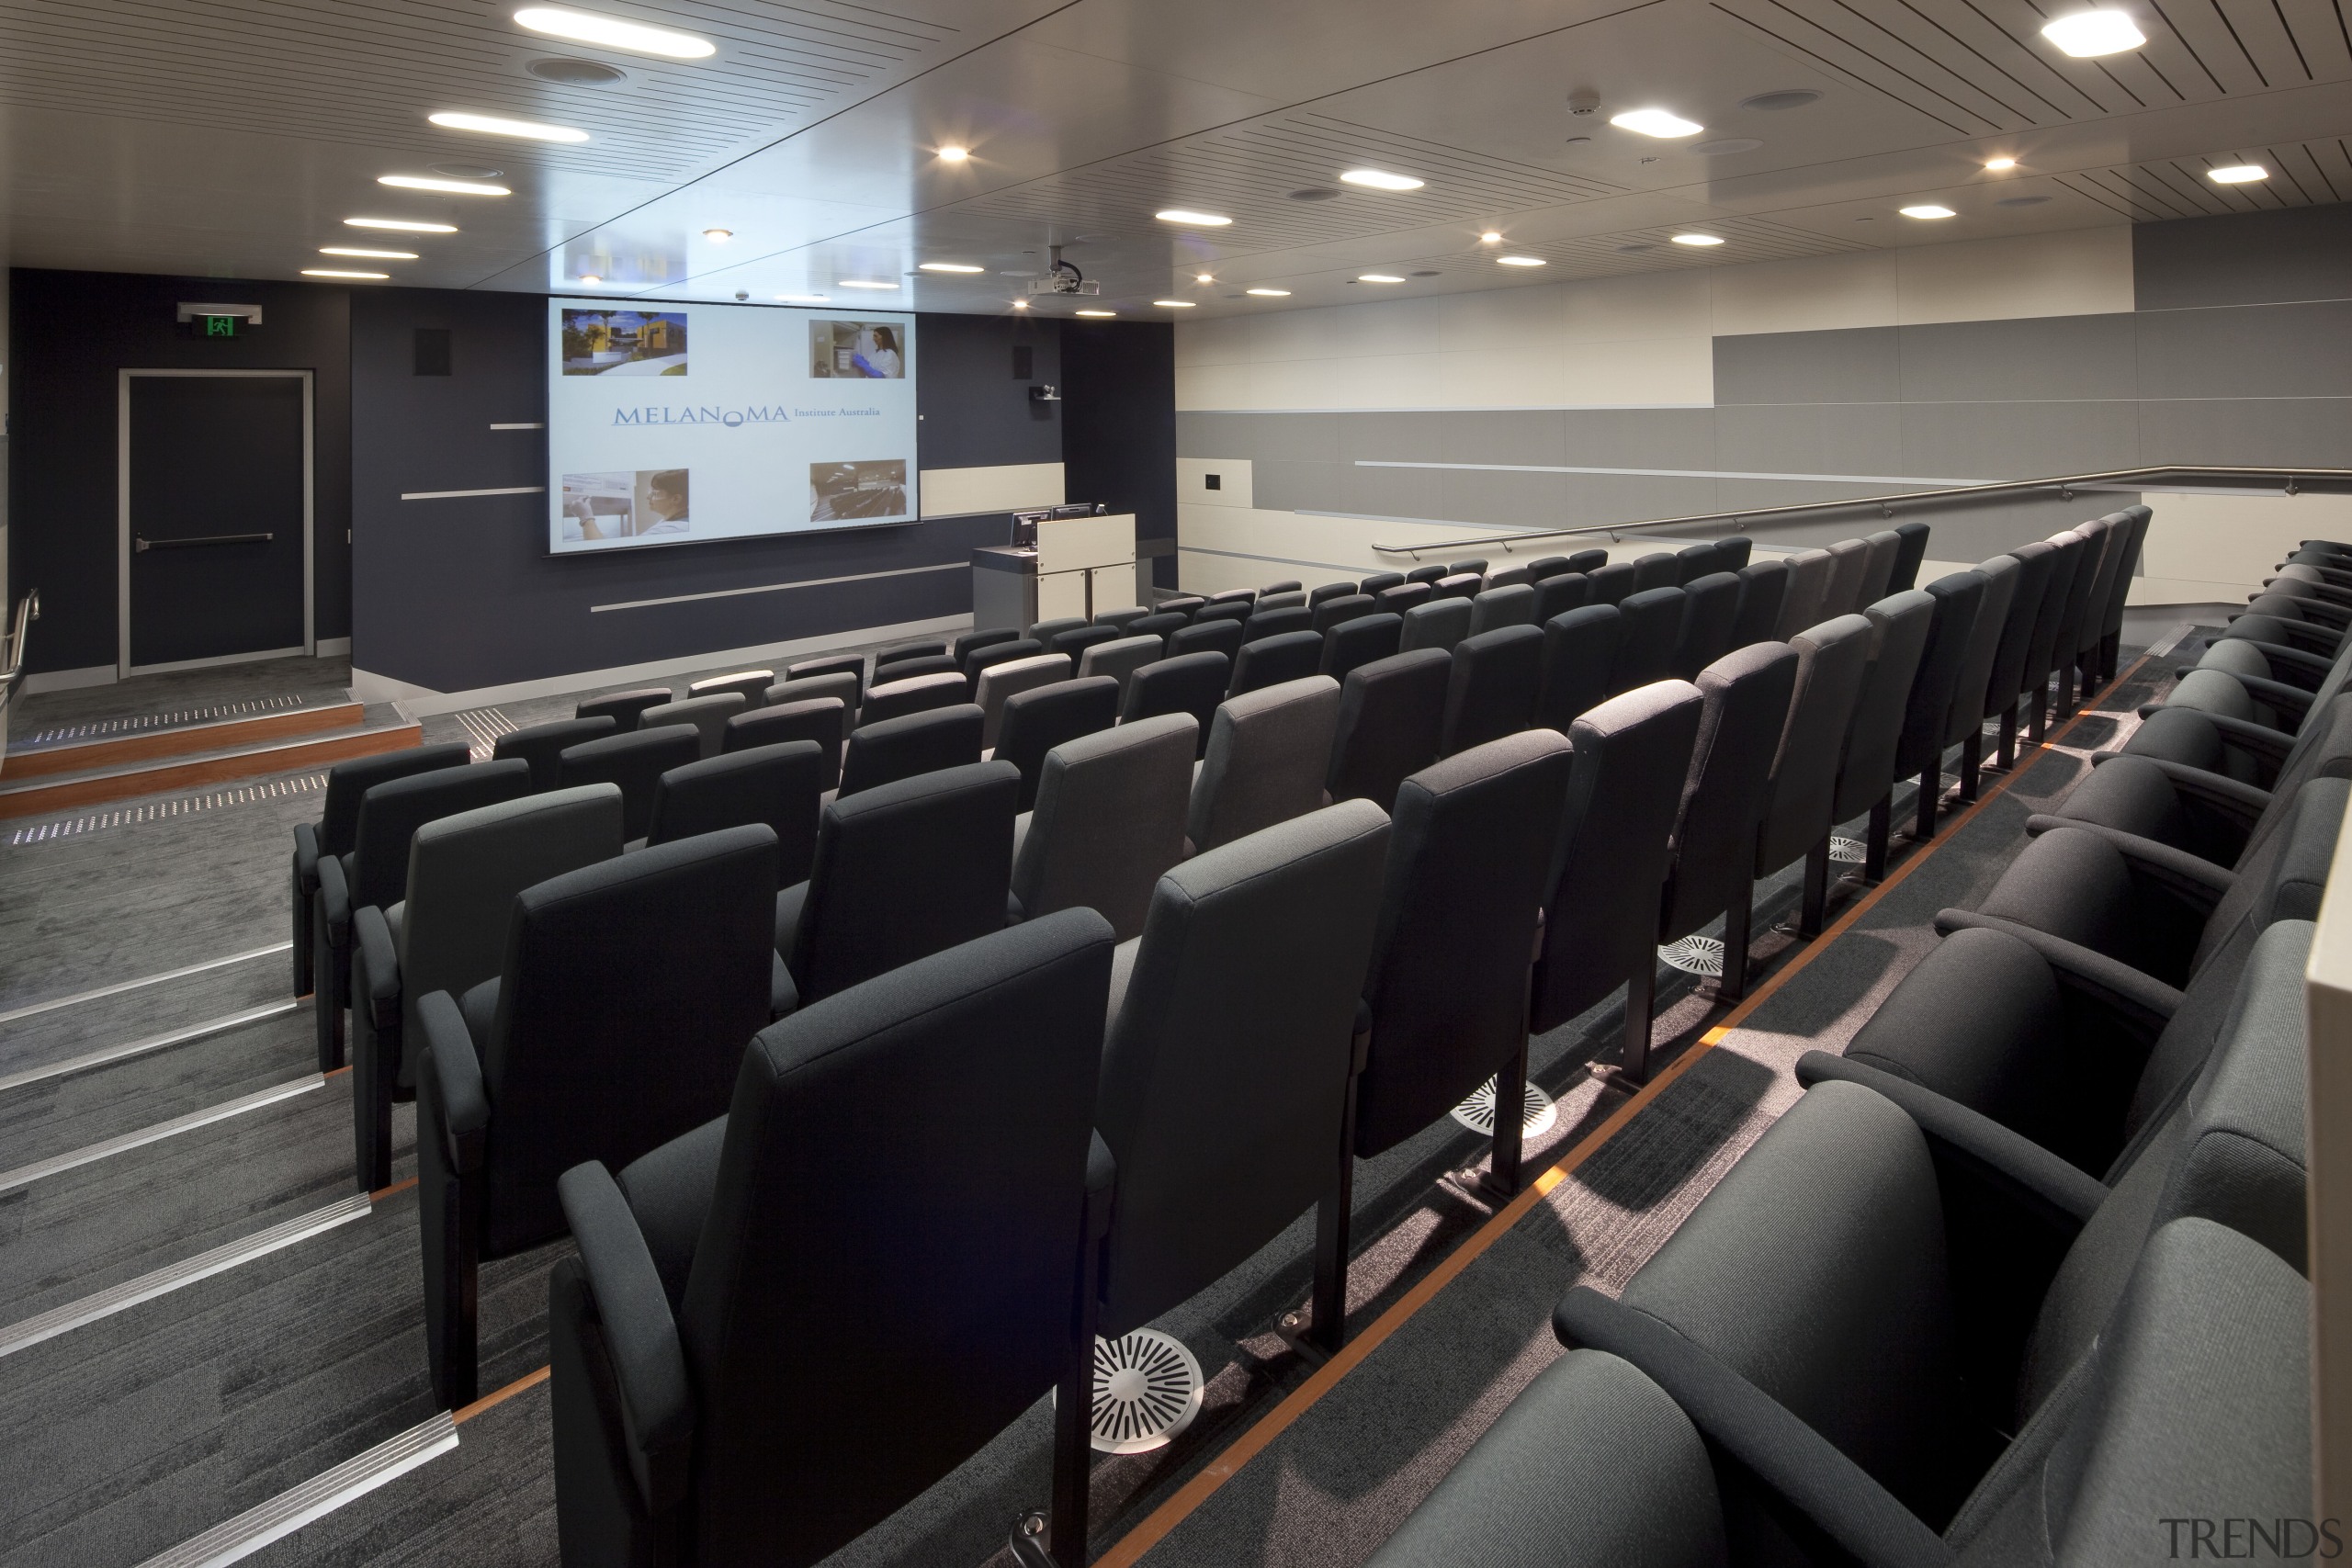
[201,315,237,338]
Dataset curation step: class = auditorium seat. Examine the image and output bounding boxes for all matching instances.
[1026,615,1089,648]
[1095,605,1150,632]
[1933,556,2018,803]
[1466,582,1535,637]
[1405,563,1449,586]
[1607,586,1685,696]
[1669,571,1740,680]
[1157,594,1206,618]
[1737,615,1871,987]
[776,761,1018,1006]
[637,692,747,758]
[1094,803,1389,1355]
[559,726,701,842]
[1446,558,1488,578]
[1243,604,1313,641]
[2018,529,2089,739]
[1431,571,1481,602]
[1891,570,1988,842]
[974,654,1072,746]
[417,823,776,1406]
[1772,548,1834,640]
[1126,611,1188,642]
[861,669,969,728]
[1229,628,1323,696]
[1398,596,1473,654]
[2063,695,2352,869]
[1534,604,1619,732]
[1312,592,1378,635]
[1705,536,1750,575]
[686,668,775,705]
[1819,536,1871,617]
[956,626,1022,665]
[292,744,470,998]
[1169,615,1245,662]
[2063,517,2125,714]
[1887,518,1932,592]
[1857,527,1903,604]
[1587,559,1637,606]
[1046,624,1123,662]
[1256,589,1306,612]
[868,652,961,685]
[643,744,824,887]
[1629,552,1679,595]
[350,783,623,1190]
[1321,610,1403,683]
[1726,558,1788,649]
[1818,589,1932,893]
[993,678,1119,812]
[1489,566,1532,589]
[1531,570,1588,626]
[1566,547,1609,576]
[725,698,845,793]
[1521,556,1572,581]
[1206,587,1256,606]
[1439,624,1542,755]
[1530,682,1704,1066]
[837,705,984,798]
[766,669,860,725]
[314,759,533,1068]
[1122,652,1230,756]
[874,641,947,671]
[2052,517,2116,718]
[1009,715,1195,940]
[1307,581,1355,609]
[1982,539,2057,769]
[1076,634,1160,694]
[1191,599,1252,626]
[1326,649,1452,810]
[574,687,673,731]
[785,653,866,705]
[964,637,1046,694]
[1189,676,1343,853]
[2093,507,2152,687]
[1375,581,1435,615]
[492,716,616,791]
[1672,542,1716,585]
[548,911,1115,1568]
[1357,570,1406,596]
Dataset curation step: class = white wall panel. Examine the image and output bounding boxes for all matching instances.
[918,462,1065,518]
[1177,457,1254,508]
[2136,489,2352,603]
[1711,251,1900,337]
[1895,227,2133,325]
[1560,269,1712,345]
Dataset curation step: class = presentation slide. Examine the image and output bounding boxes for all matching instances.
[547,298,918,555]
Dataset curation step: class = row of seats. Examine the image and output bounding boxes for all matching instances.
[1365,566,2321,1565]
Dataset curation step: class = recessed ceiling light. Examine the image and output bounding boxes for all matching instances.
[379,174,510,196]
[428,110,590,142]
[1194,273,1215,284]
[1479,231,1503,243]
[1245,288,1291,297]
[321,246,417,259]
[430,163,503,179]
[1156,209,1232,226]
[936,145,969,162]
[1076,310,1115,318]
[345,217,458,232]
[1358,273,1407,283]
[579,274,604,284]
[2209,164,2268,184]
[1340,168,1425,191]
[303,268,388,279]
[1154,299,1196,308]
[1739,89,1821,111]
[513,6,715,58]
[2041,9,2146,55]
[1670,232,1724,245]
[1611,107,1704,138]
[1900,204,1957,219]
[918,262,984,273]
[1984,156,2018,171]
[775,293,827,302]
[702,228,733,242]
[1497,255,1546,266]
[1012,299,1028,309]
[837,279,899,289]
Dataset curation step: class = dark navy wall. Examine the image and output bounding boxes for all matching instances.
[1062,320,1177,589]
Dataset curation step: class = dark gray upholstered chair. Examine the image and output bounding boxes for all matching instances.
[1244,604,1315,642]
[1264,579,1306,595]
[2093,506,2151,685]
[1891,570,1988,842]
[837,704,984,798]
[1077,634,1161,694]
[560,726,702,842]
[1189,675,1343,853]
[2231,592,2351,658]
[1191,600,1252,626]
[1532,571,1589,626]
[1530,682,1705,1066]
[1230,629,1325,696]
[776,761,1018,1006]
[1405,563,1449,586]
[1128,611,1188,642]
[1027,615,1089,648]
[1122,651,1229,757]
[494,716,617,791]
[725,699,844,793]
[866,652,960,685]
[993,678,1119,812]
[416,823,777,1406]
[1328,649,1453,810]
[2040,521,2106,720]
[1431,571,1480,601]
[1157,595,1206,617]
[1672,543,1717,585]
[1256,589,1306,613]
[1444,559,1487,578]
[1011,715,1196,941]
[1312,592,1378,636]
[1727,559,1788,648]
[1205,588,1256,607]
[1773,548,1835,640]
[1565,548,1609,576]
[687,669,775,705]
[1671,571,1741,680]
[2064,516,2125,712]
[2137,653,2321,784]
[1347,733,1572,1211]
[315,760,535,1069]
[1628,552,1678,594]
[785,654,865,705]
[1608,586,1686,696]
[1886,519,1931,592]
[1169,615,1245,664]
[1742,615,1872,982]
[1709,537,1753,574]
[1467,583,1536,637]
[1046,624,1122,663]
[549,911,1115,1568]
[293,744,471,998]
[1321,611,1404,683]
[956,626,1023,666]
[766,670,859,727]
[1358,570,1407,596]
[576,687,673,731]
[1487,565,1533,590]
[873,643,946,672]
[1935,555,2018,803]
[1399,596,1473,654]
[1824,590,1934,893]
[975,653,1073,747]
[965,637,1046,694]
[1375,581,1435,615]
[2018,529,2089,739]
[1307,581,1355,609]
[1523,556,1572,582]
[1588,560,1637,605]
[1819,536,1871,619]
[861,670,968,728]
[1857,528,1902,605]
[1984,539,2057,770]
[351,784,624,1190]
[637,694,747,760]
[1439,624,1543,756]
[1649,644,1798,1037]
[1535,604,1621,731]
[644,743,824,890]
[1094,802,1390,1353]
[2082,693,2352,868]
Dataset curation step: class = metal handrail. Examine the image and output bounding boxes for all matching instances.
[1,589,40,705]
[1370,465,2352,558]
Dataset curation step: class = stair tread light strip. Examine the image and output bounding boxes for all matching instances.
[0,942,292,1027]
[0,1000,301,1096]
[0,1075,324,1193]
[132,1412,458,1568]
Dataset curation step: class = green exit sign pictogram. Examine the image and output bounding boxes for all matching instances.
[202,315,237,337]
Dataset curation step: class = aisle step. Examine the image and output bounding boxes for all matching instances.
[2,701,366,779]
[0,722,419,818]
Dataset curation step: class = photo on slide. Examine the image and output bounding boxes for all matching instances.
[809,459,907,522]
[561,468,691,542]
[561,310,689,377]
[808,320,905,378]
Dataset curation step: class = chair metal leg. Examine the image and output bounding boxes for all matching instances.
[1620,953,1657,1085]
[420,1078,480,1411]
[1865,795,1892,883]
[1799,837,1830,938]
[1487,1034,1529,1197]
[2057,660,2077,719]
[1307,1065,1362,1355]
[2101,631,2121,688]
[2029,681,2048,743]
[1914,764,1939,841]
[1959,732,1981,803]
[1717,878,1753,1004]
[1996,702,2018,771]
[353,1010,397,1191]
[313,900,345,1072]
[1047,1203,1104,1568]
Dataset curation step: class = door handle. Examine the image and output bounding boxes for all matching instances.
[135,532,274,552]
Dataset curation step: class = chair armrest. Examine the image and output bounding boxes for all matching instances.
[2265,575,2352,609]
[1552,1288,1953,1568]
[1795,1054,2107,1232]
[2232,672,2314,722]
[293,819,322,892]
[419,989,489,1173]
[1927,910,2184,1043]
[2234,639,2336,686]
[2229,614,2343,657]
[354,905,401,1031]
[316,852,353,935]
[2059,757,2275,838]
[560,1161,695,1515]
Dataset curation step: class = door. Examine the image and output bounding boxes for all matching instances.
[120,370,311,673]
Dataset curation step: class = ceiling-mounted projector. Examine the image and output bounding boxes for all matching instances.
[1027,243,1099,296]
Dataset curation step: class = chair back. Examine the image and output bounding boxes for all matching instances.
[1191,600,1252,626]
[1566,548,1610,576]
[1358,571,1407,596]
[687,670,774,705]
[1832,591,1934,822]
[1313,592,1378,635]
[1891,570,1987,778]
[1128,612,1187,641]
[974,653,1073,747]
[1012,714,1196,940]
[1376,581,1435,615]
[2070,516,2123,660]
[1673,543,1718,585]
[875,641,947,671]
[320,743,469,857]
[1984,542,2057,722]
[1322,611,1404,683]
[1405,564,1449,586]
[1328,649,1453,809]
[1589,559,1638,606]
[955,626,1021,666]
[1243,604,1314,641]
[1077,635,1161,694]
[1169,616,1245,663]
[1095,605,1150,632]
[1230,629,1324,695]
[1440,624,1544,755]
[2020,530,2089,699]
[494,716,616,791]
[1941,554,2020,747]
[1659,644,1798,944]
[1671,571,1742,680]
[1536,604,1622,730]
[1774,549,1835,640]
[1820,537,1871,618]
[1190,675,1343,852]
[1120,651,1230,755]
[1432,572,1482,602]
[1755,615,1873,875]
[1629,553,1679,594]
[1047,625,1122,662]
[785,654,865,705]
[352,759,533,910]
[1728,560,1788,648]
[1399,596,1474,653]
[1532,572,1589,626]
[647,742,825,886]
[1887,521,1932,592]
[1026,616,1089,647]
[838,705,984,798]
[2098,507,2153,646]
[1307,582,1355,609]
[1467,583,1536,637]
[963,637,1046,694]
[559,727,701,841]
[725,699,844,793]
[574,688,671,732]
[860,670,967,729]
[765,670,859,724]
[1609,586,1686,695]
[638,694,747,759]
[994,678,1119,812]
[1859,530,1903,604]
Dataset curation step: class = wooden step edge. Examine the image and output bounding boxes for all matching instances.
[0,724,420,820]
[3,702,367,780]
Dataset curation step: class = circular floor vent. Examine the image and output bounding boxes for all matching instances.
[1084,1329,1204,1453]
[1658,934,1724,976]
[1829,837,1868,863]
[1451,1076,1559,1138]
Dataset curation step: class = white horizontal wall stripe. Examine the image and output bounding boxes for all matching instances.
[399,485,545,501]
[589,561,961,613]
[1357,460,1986,486]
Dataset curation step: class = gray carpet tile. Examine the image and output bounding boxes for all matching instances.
[9,655,354,738]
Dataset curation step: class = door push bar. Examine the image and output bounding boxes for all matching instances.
[135,532,274,551]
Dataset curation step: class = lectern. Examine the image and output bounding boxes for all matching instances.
[972,513,1137,630]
